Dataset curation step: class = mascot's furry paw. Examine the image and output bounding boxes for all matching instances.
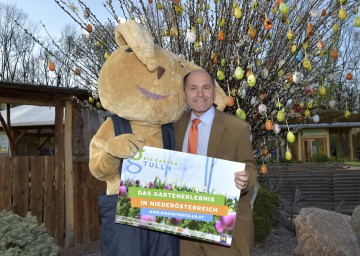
[105,134,144,159]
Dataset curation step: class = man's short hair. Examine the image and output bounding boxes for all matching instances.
[182,70,216,90]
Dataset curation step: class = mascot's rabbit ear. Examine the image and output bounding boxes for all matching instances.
[115,20,158,72]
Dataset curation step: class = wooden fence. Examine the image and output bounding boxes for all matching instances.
[0,156,106,246]
[261,164,360,214]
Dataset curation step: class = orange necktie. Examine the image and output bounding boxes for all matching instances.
[187,118,201,154]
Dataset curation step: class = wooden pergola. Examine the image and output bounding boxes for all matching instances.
[0,80,89,247]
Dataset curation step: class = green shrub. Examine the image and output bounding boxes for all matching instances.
[0,211,59,256]
[253,186,278,243]
[310,154,328,162]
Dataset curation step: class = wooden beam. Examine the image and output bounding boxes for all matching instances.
[64,100,75,248]
[0,113,17,154]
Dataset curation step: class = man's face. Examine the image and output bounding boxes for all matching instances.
[184,70,216,117]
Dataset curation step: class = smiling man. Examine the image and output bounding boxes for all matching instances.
[173,69,258,256]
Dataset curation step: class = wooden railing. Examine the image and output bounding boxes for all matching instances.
[0,156,106,246]
[260,164,360,214]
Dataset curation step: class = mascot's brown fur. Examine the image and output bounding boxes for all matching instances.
[89,20,227,195]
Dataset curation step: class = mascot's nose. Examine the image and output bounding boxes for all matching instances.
[157,66,165,80]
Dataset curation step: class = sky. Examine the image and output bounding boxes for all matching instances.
[0,0,114,38]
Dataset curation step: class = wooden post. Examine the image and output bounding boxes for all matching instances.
[64,100,75,247]
[54,100,65,246]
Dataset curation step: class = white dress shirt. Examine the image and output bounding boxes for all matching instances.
[182,106,215,156]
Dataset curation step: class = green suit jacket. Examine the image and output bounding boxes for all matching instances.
[173,108,258,255]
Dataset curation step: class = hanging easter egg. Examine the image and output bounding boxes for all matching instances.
[231,89,237,97]
[265,119,273,131]
[287,74,294,83]
[352,5,358,15]
[227,95,235,107]
[331,49,339,59]
[260,164,268,175]
[307,23,313,36]
[303,57,312,71]
[234,6,242,19]
[329,100,337,108]
[86,24,93,33]
[306,87,313,95]
[263,147,270,158]
[156,2,163,10]
[194,42,201,52]
[237,87,246,98]
[217,69,225,81]
[308,101,313,109]
[310,8,320,19]
[218,30,225,41]
[88,96,94,104]
[251,96,257,106]
[75,67,81,76]
[294,103,301,112]
[83,8,90,19]
[339,8,347,20]
[197,16,203,24]
[186,29,196,43]
[287,131,296,143]
[355,16,360,27]
[333,23,340,32]
[170,27,178,37]
[313,114,320,123]
[287,29,295,40]
[290,44,297,53]
[264,18,272,30]
[277,110,285,122]
[344,110,351,118]
[234,66,245,80]
[346,72,353,80]
[285,150,292,160]
[104,51,110,60]
[316,41,325,50]
[247,74,256,87]
[279,2,289,15]
[217,18,226,28]
[258,104,267,115]
[304,109,311,117]
[319,85,326,96]
[273,123,281,134]
[96,101,103,109]
[261,68,269,78]
[293,71,303,83]
[221,58,226,66]
[275,101,283,111]
[236,108,246,120]
[248,26,256,39]
[296,51,303,62]
[256,59,263,67]
[48,61,55,71]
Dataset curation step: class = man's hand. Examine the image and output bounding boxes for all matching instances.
[234,170,249,190]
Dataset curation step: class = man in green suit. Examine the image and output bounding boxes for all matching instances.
[174,69,258,256]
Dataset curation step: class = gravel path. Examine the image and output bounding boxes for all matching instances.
[252,227,297,256]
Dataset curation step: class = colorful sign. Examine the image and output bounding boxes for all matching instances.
[115,146,245,246]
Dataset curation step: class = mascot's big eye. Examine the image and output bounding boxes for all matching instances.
[125,48,133,53]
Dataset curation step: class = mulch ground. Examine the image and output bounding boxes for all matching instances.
[58,240,101,256]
